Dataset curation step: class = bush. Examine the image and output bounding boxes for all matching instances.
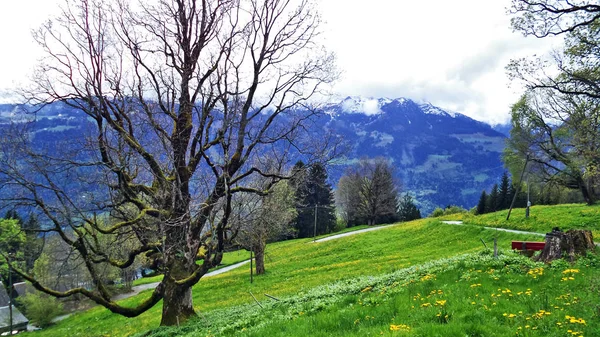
[430,207,445,217]
[333,218,347,232]
[430,206,468,218]
[19,292,64,328]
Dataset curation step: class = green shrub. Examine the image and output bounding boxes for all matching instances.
[19,292,64,328]
[333,218,347,232]
[431,208,445,217]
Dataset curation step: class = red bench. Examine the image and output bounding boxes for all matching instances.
[511,241,545,251]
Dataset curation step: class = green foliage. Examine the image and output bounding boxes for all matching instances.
[487,184,499,213]
[292,162,337,238]
[430,208,445,218]
[430,206,468,218]
[476,190,487,215]
[397,194,421,222]
[19,291,64,328]
[0,218,25,280]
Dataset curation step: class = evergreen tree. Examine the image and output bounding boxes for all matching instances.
[487,184,499,213]
[498,172,511,210]
[476,190,488,215]
[397,194,421,221]
[293,163,336,238]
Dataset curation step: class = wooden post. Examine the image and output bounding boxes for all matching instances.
[313,204,318,242]
[8,254,13,335]
[493,236,498,258]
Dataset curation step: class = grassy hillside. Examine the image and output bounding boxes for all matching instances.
[441,204,600,238]
[25,219,541,337]
[149,252,600,337]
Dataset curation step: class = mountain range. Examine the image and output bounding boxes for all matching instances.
[322,96,507,214]
[0,96,508,215]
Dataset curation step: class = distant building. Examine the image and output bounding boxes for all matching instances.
[0,281,29,334]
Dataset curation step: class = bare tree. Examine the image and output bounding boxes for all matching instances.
[232,180,296,275]
[0,0,335,326]
[336,158,399,227]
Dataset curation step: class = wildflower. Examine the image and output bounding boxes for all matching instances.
[389,324,410,332]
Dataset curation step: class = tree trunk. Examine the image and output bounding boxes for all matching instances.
[537,228,595,263]
[160,214,198,326]
[160,279,196,326]
[580,183,595,205]
[254,246,265,275]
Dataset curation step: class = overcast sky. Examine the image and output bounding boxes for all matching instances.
[0,0,558,124]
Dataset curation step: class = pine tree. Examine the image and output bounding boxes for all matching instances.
[476,190,488,215]
[293,163,336,238]
[487,184,499,213]
[498,172,511,210]
[397,194,421,221]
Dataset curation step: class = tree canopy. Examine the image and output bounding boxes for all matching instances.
[506,0,600,205]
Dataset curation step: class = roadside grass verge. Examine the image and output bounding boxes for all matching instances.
[440,203,600,238]
[25,219,541,337]
[141,251,600,337]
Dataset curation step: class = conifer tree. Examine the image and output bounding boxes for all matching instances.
[397,194,421,221]
[487,184,499,213]
[293,163,336,238]
[498,172,511,210]
[476,190,488,215]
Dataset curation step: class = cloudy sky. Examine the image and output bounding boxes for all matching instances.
[0,0,558,124]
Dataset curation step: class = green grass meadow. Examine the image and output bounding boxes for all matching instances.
[23,204,600,337]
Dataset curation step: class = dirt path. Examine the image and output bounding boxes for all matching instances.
[312,225,394,243]
[111,259,251,302]
[441,220,600,247]
[440,221,545,237]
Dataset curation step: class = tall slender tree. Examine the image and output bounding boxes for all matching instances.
[487,184,500,213]
[498,172,511,210]
[293,163,336,238]
[397,194,421,222]
[476,190,488,215]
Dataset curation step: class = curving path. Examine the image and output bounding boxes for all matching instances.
[440,221,545,237]
[312,225,394,243]
[112,259,252,302]
[440,220,600,247]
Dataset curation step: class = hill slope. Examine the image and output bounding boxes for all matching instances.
[28,218,542,337]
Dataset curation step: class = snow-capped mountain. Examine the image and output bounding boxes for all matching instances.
[0,96,506,215]
[322,96,506,214]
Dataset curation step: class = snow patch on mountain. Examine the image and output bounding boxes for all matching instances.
[419,102,459,117]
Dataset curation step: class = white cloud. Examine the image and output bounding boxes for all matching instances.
[318,0,560,124]
[0,0,561,125]
[362,99,381,115]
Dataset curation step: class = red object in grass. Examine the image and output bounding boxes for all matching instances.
[511,241,546,251]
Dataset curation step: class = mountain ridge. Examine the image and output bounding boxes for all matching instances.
[0,97,507,215]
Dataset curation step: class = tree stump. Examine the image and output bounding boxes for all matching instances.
[537,228,595,263]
